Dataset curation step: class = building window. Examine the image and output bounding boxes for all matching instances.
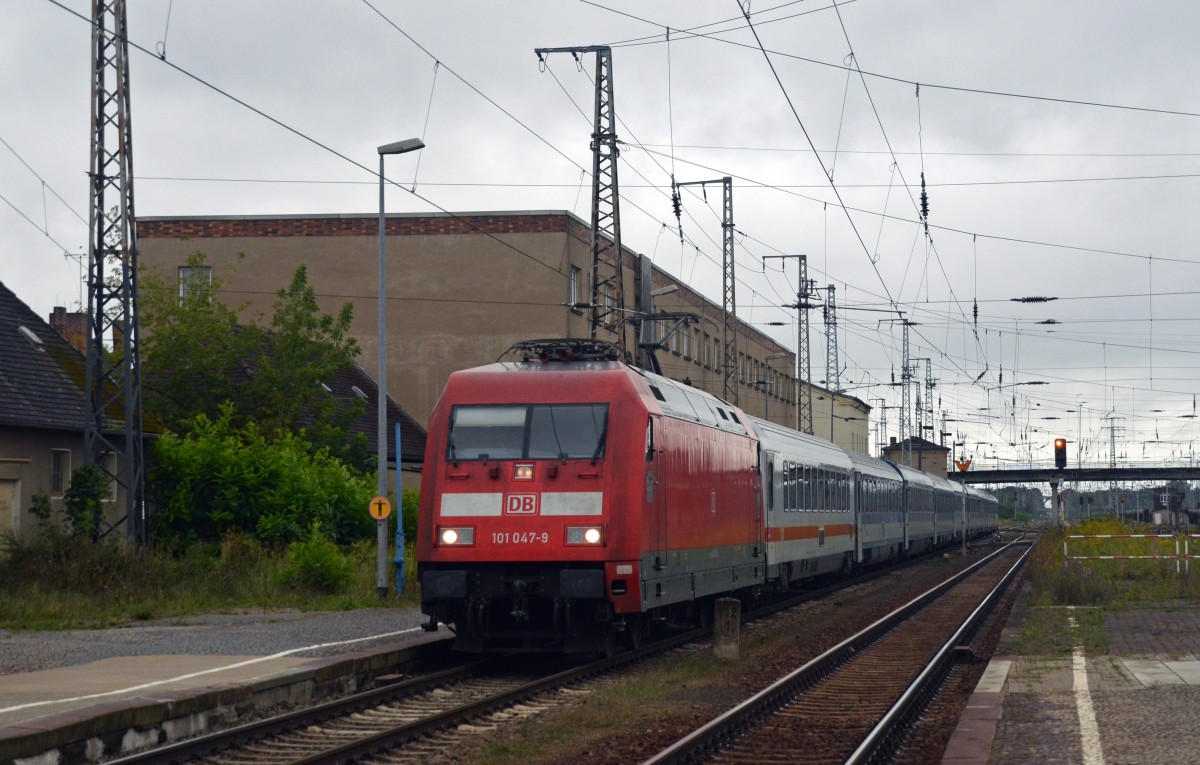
[568,266,582,311]
[178,266,212,299]
[51,449,70,494]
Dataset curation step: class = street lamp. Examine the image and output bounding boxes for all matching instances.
[377,138,424,599]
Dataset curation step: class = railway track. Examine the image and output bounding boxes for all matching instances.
[99,546,1012,765]
[643,539,1031,765]
[102,625,710,765]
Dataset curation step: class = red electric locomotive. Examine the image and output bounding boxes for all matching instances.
[417,339,762,653]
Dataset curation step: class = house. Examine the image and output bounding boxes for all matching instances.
[0,282,96,538]
[0,281,425,541]
[882,435,952,477]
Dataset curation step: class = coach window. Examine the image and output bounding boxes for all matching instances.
[784,463,794,511]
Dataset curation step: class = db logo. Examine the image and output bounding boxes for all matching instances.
[505,493,539,515]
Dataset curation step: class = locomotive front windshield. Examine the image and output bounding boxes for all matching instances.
[448,404,608,461]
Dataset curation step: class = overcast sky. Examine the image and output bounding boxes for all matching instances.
[4,0,1199,470]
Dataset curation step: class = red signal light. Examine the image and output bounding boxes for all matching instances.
[1054,438,1067,469]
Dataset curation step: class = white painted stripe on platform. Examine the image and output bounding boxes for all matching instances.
[973,659,1012,693]
[1069,613,1105,765]
[1123,659,1186,687]
[0,626,425,715]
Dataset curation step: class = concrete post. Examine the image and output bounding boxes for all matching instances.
[713,598,741,660]
[1050,479,1061,527]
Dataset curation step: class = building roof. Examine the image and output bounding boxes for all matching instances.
[0,281,90,433]
[145,326,426,468]
[883,435,950,453]
[327,362,426,467]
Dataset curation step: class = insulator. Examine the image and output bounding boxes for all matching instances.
[919,172,930,220]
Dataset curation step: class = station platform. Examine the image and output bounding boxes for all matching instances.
[942,590,1200,764]
[0,609,445,765]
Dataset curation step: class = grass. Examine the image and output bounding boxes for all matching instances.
[0,529,420,630]
[1027,519,1200,608]
[1018,605,1107,656]
[1019,518,1200,655]
[472,652,727,765]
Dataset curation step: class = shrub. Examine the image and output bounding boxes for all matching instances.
[400,487,419,545]
[63,464,111,540]
[151,405,374,547]
[279,524,353,592]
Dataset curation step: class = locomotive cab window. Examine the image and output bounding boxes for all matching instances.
[448,404,608,461]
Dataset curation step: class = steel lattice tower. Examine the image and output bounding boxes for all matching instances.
[824,285,839,392]
[796,257,814,434]
[924,358,935,439]
[535,46,626,354]
[719,178,735,404]
[900,322,912,464]
[677,177,735,402]
[85,0,145,543]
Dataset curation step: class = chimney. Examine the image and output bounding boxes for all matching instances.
[890,436,897,446]
[49,307,88,355]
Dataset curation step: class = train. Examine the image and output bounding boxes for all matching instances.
[416,339,998,653]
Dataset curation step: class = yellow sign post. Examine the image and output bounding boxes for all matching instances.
[955,459,972,472]
[369,495,392,520]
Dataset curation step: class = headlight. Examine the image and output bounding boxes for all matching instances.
[513,463,534,480]
[439,526,475,546]
[566,526,604,545]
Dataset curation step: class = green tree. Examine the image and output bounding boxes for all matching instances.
[141,256,367,468]
[245,264,366,467]
[140,252,260,431]
[151,405,374,546]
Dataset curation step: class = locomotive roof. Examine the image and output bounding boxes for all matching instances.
[446,357,753,436]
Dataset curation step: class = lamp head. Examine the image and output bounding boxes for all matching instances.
[378,138,425,155]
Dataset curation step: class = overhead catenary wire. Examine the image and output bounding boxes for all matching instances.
[590,0,1200,120]
[30,0,1200,460]
[411,60,440,192]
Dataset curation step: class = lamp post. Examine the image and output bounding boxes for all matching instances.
[377,138,424,599]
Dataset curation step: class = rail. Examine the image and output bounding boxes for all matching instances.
[640,540,1026,765]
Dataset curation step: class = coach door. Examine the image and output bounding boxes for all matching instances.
[646,416,667,571]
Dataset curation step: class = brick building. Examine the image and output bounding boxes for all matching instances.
[137,210,870,455]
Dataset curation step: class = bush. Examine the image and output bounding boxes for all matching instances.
[150,405,374,547]
[400,487,419,546]
[64,464,110,540]
[279,524,353,592]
